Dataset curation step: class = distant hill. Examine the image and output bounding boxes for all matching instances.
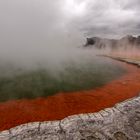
[84,35,140,50]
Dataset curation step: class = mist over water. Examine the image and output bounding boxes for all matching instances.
[0,0,110,76]
[0,0,95,74]
[0,0,139,70]
[0,0,128,101]
[0,27,125,102]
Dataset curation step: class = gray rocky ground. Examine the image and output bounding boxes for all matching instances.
[0,95,140,140]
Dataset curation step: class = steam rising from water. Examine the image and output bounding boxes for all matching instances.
[0,0,139,72]
[0,1,131,101]
[0,0,98,73]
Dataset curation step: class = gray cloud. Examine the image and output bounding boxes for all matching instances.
[73,0,140,38]
[0,0,140,41]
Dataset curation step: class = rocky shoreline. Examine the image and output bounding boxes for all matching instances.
[0,95,140,140]
[103,55,140,67]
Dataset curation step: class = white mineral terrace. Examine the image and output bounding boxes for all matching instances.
[0,58,140,140]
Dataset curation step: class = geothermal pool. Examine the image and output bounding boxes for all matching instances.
[0,56,125,102]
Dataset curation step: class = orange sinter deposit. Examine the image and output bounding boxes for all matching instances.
[0,60,140,131]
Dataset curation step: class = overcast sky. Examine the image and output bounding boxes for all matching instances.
[0,0,140,40]
[80,0,140,38]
